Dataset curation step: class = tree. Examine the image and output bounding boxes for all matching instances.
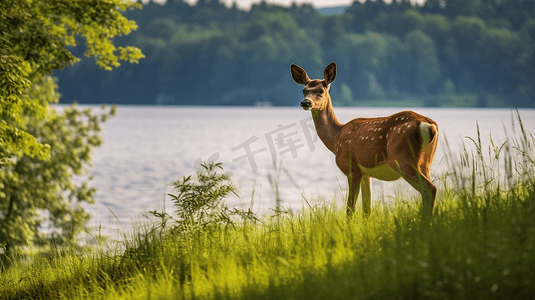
[0,77,116,255]
[0,0,143,166]
[0,0,143,258]
[332,32,389,98]
[405,29,441,94]
[323,15,345,48]
[442,0,482,18]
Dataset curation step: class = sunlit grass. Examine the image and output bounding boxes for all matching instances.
[1,111,534,299]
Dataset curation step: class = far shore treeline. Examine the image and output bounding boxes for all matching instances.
[54,0,535,107]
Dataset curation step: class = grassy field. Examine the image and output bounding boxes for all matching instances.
[1,114,534,300]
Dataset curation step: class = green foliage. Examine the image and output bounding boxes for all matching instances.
[0,0,142,256]
[403,9,426,31]
[167,162,239,231]
[0,76,117,255]
[452,15,487,48]
[54,0,535,107]
[0,32,50,165]
[332,82,354,106]
[423,13,451,35]
[405,29,441,94]
[0,0,144,165]
[149,161,257,236]
[441,78,456,95]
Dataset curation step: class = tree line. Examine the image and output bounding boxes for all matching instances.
[54,0,535,107]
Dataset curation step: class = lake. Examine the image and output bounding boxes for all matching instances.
[65,106,535,239]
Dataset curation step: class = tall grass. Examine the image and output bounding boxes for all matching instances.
[1,112,534,300]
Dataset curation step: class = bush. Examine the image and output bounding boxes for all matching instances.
[150,162,258,235]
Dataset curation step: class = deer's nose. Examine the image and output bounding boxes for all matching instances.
[300,99,312,109]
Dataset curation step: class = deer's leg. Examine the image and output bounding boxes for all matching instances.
[347,171,362,217]
[360,175,371,217]
[419,150,434,181]
[416,159,436,219]
[394,161,437,219]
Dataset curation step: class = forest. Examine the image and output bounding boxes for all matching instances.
[54,0,535,107]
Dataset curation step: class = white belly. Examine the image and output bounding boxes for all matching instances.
[358,164,402,181]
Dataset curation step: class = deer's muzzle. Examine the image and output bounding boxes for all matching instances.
[300,99,312,110]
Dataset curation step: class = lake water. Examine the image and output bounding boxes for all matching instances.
[66,106,535,239]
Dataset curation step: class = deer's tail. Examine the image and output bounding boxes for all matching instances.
[419,122,439,151]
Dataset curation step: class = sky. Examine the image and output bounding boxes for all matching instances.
[143,0,426,11]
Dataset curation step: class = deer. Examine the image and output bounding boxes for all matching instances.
[290,62,439,221]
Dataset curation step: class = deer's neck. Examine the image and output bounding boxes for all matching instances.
[311,100,343,153]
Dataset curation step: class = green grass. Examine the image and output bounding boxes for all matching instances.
[2,188,534,300]
[1,113,534,300]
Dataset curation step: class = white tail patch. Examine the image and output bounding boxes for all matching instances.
[419,122,437,150]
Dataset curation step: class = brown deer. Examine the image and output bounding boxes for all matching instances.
[290,62,439,220]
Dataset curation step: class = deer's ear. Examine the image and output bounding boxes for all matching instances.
[291,64,310,85]
[323,62,336,85]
